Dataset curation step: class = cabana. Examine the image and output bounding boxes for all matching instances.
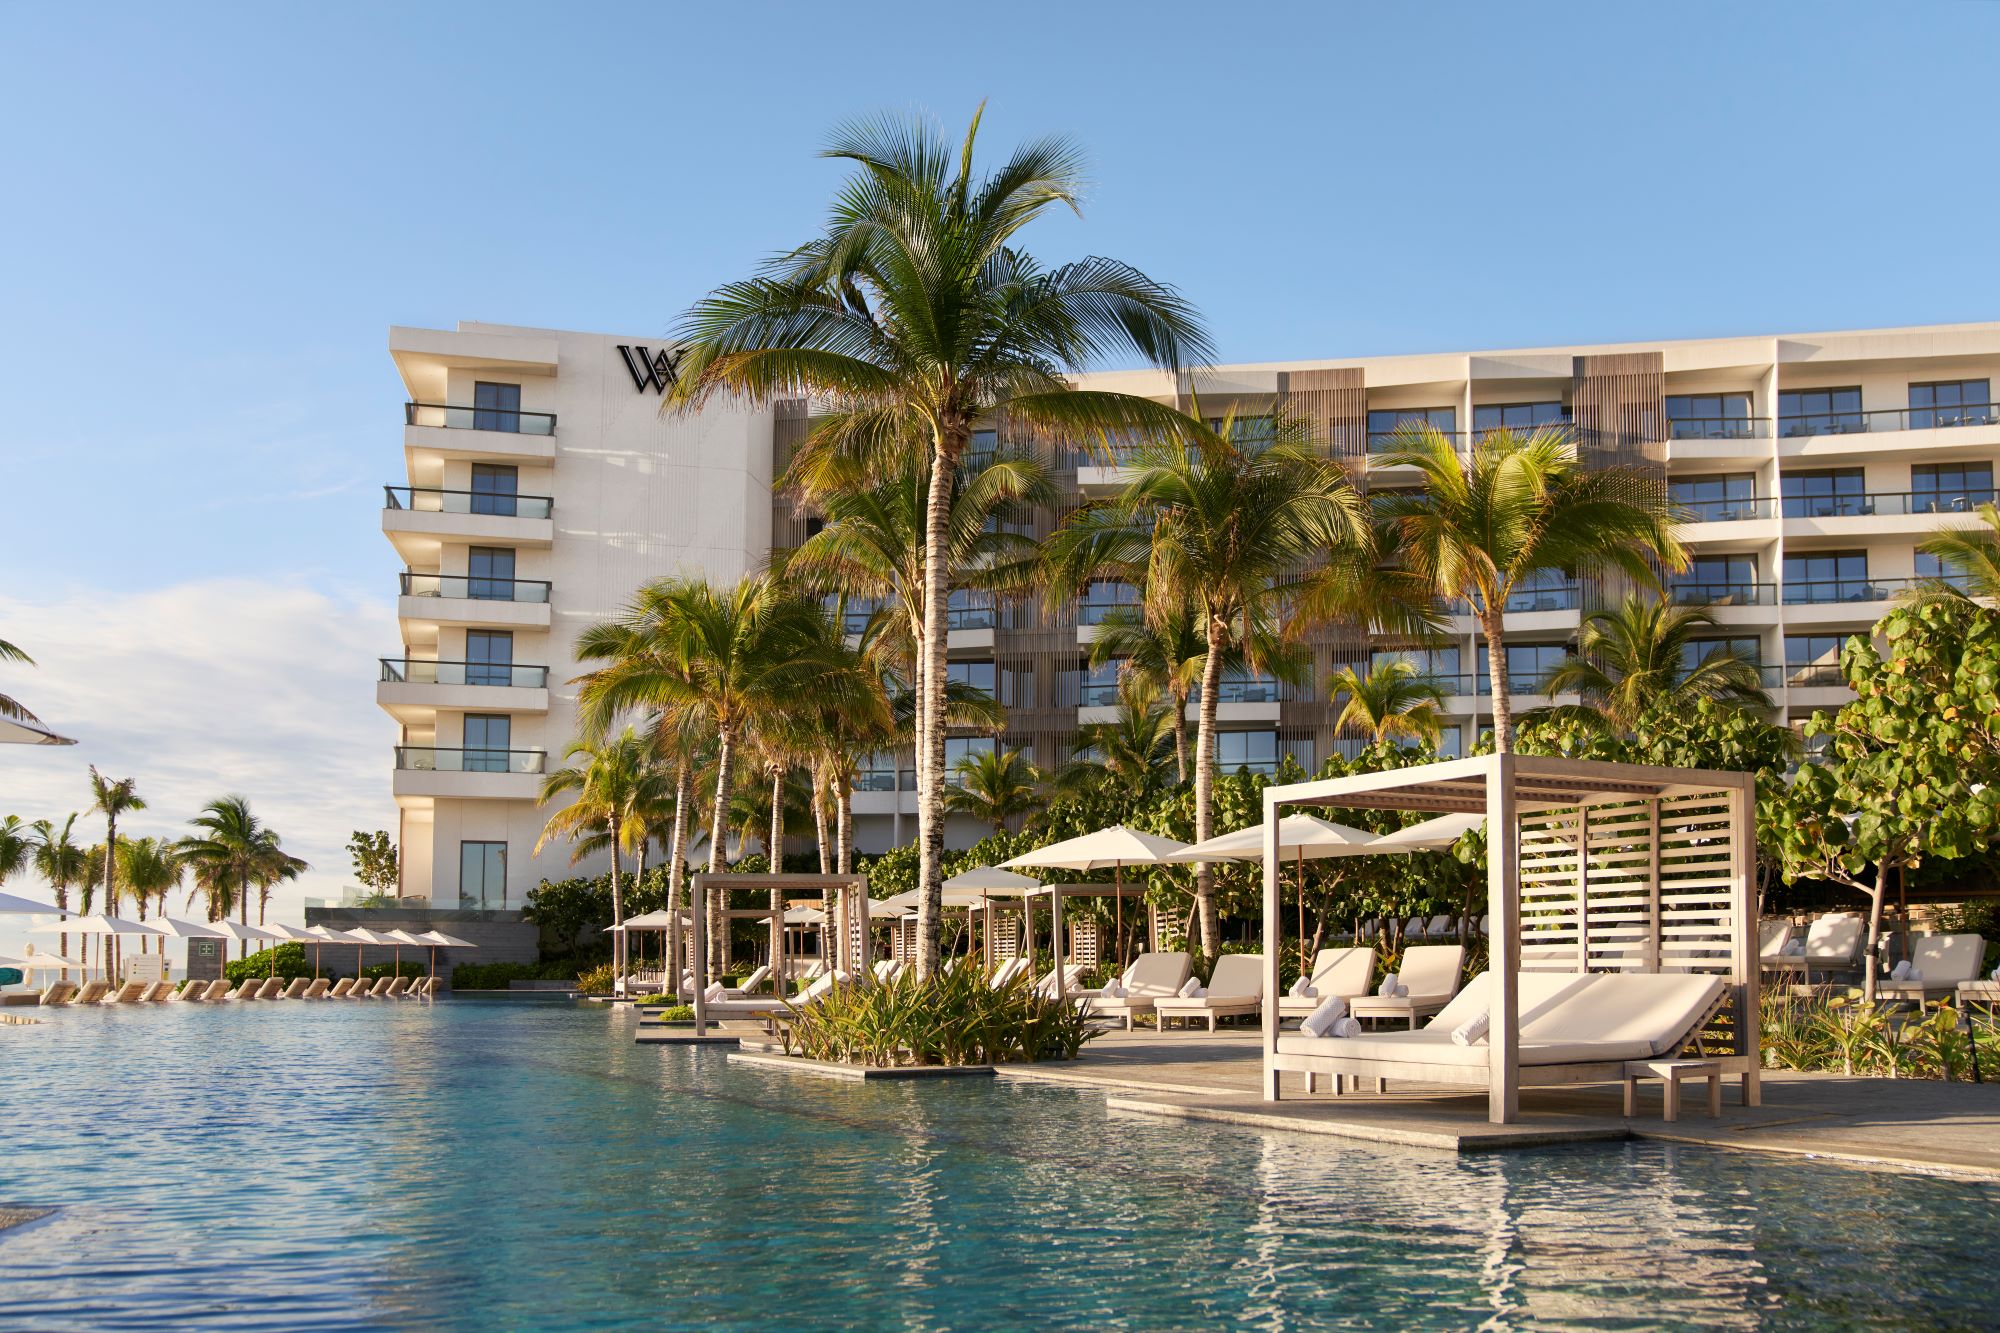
[686,872,868,1036]
[1259,754,1759,1125]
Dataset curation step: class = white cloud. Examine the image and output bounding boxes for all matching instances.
[0,578,397,955]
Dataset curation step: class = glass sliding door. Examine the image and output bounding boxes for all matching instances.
[459,841,508,909]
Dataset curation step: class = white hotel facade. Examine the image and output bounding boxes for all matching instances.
[380,320,2000,909]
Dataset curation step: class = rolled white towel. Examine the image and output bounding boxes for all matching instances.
[1907,969,1923,982]
[1331,1016,1363,1039]
[1178,977,1204,998]
[1300,995,1344,1037]
[702,982,724,1003]
[1101,978,1126,998]
[1377,972,1400,998]
[1450,1009,1491,1047]
[1784,940,1806,956]
[1891,960,1913,981]
[1392,979,1409,998]
[1287,975,1313,998]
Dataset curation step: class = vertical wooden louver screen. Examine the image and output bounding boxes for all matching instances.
[768,399,814,549]
[1277,368,1367,467]
[1570,352,1666,472]
[990,411,1088,779]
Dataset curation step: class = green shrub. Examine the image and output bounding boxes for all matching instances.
[447,961,577,990]
[650,1004,695,1022]
[360,961,425,981]
[1759,992,1997,1081]
[787,967,1101,1067]
[225,942,312,983]
[577,962,618,994]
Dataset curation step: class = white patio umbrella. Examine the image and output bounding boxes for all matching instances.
[303,925,362,979]
[147,917,231,986]
[27,914,163,981]
[0,715,76,746]
[381,929,434,979]
[341,926,405,982]
[1370,810,1486,851]
[0,890,60,914]
[1161,814,1381,972]
[942,866,1041,970]
[410,929,475,987]
[210,919,287,976]
[1004,826,1191,978]
[16,951,87,974]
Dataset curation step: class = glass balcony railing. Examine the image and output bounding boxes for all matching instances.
[384,486,553,519]
[1668,417,1771,441]
[379,658,550,688]
[1668,581,1776,606]
[1076,587,1140,625]
[404,402,557,435]
[1784,664,1847,688]
[1505,583,1580,613]
[946,594,997,630]
[1367,430,1467,454]
[394,746,546,775]
[1077,680,1122,707]
[1783,577,1921,605]
[1199,677,1281,704]
[851,768,915,792]
[399,572,552,603]
[1780,490,1997,519]
[1779,404,2000,438]
[1676,496,1775,522]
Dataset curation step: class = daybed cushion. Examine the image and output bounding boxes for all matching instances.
[1278,948,1375,1014]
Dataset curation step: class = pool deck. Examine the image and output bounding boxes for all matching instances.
[988,1030,2000,1179]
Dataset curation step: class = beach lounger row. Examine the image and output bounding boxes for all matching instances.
[34,975,443,1005]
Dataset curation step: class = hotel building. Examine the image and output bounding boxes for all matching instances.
[380,320,2000,905]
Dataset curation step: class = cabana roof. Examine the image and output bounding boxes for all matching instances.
[1267,754,1741,815]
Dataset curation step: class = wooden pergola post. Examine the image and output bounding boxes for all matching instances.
[1261,783,1283,1102]
[1486,754,1521,1125]
[690,872,709,1037]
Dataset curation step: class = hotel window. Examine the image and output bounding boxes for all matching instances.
[1504,567,1578,612]
[1782,550,1870,603]
[469,463,520,517]
[1214,730,1278,775]
[465,631,514,686]
[944,736,996,784]
[1908,379,1993,429]
[462,714,511,771]
[853,752,905,792]
[472,381,522,433]
[1778,386,1863,437]
[1665,394,1754,440]
[1207,414,1275,444]
[1915,551,1975,591]
[1473,402,1569,436]
[1911,462,1995,513]
[1780,469,1867,519]
[1479,644,1567,694]
[946,660,995,699]
[459,841,508,909]
[466,546,516,600]
[1673,555,1759,604]
[1785,634,1847,687]
[1074,659,1121,707]
[1671,474,1758,521]
[1433,726,1463,759]
[1682,636,1761,678]
[1367,407,1456,447]
[1077,579,1139,625]
[1373,646,1461,690]
[946,588,996,630]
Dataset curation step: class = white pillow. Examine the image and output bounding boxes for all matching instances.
[1450,1009,1490,1047]
[1300,995,1348,1037]
[1178,977,1204,998]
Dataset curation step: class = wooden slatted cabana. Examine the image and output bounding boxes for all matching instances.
[687,872,867,1036]
[1260,754,1760,1124]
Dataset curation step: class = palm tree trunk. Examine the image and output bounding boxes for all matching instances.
[836,785,855,974]
[1171,698,1189,785]
[56,885,68,965]
[607,815,625,992]
[812,762,831,875]
[104,814,118,979]
[667,760,690,992]
[705,727,736,981]
[767,763,784,984]
[239,872,249,960]
[1192,614,1226,964]
[914,436,956,981]
[1482,604,1514,754]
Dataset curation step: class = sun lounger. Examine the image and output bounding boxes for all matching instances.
[373,976,399,996]
[987,957,1030,990]
[720,964,771,998]
[1034,964,1090,998]
[203,979,235,1000]
[1088,952,1193,1029]
[225,978,261,1000]
[699,970,851,1026]
[1878,934,1986,1006]
[384,977,410,998]
[255,977,283,999]
[1278,947,1376,1021]
[103,981,149,1004]
[1756,919,1795,967]
[171,980,204,1002]
[327,978,356,998]
[73,979,112,1005]
[1764,913,1863,987]
[1349,945,1466,1028]
[39,981,78,1006]
[300,978,329,999]
[276,978,307,999]
[1275,970,1732,1094]
[1156,954,1266,1032]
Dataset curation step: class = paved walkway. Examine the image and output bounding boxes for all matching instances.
[991,1029,2000,1178]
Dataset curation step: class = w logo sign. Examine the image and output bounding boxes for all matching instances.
[617,344,682,394]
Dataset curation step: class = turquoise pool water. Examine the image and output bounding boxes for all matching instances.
[0,1002,1993,1330]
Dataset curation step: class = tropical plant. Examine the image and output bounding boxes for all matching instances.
[785,966,1101,1067]
[1048,406,1375,962]
[178,796,307,955]
[87,767,143,971]
[1085,604,1216,783]
[535,726,659,987]
[1055,678,1177,798]
[671,107,1210,978]
[944,747,1043,834]
[1328,660,1448,745]
[0,637,45,725]
[1916,502,2000,599]
[347,830,399,897]
[29,814,85,959]
[116,836,182,954]
[1374,424,1683,752]
[0,815,28,886]
[1532,595,1769,730]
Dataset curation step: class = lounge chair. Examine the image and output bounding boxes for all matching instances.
[73,980,112,1005]
[255,977,284,999]
[104,981,149,1004]
[1278,947,1376,1022]
[1274,970,1732,1095]
[1349,945,1466,1028]
[202,979,235,1000]
[1757,919,1795,969]
[1765,913,1864,987]
[396,977,428,999]
[328,978,356,998]
[1425,915,1452,940]
[301,978,329,999]
[39,981,78,1006]
[1156,955,1266,1032]
[171,980,205,1002]
[225,978,260,1000]
[1087,952,1194,1030]
[987,957,1030,990]
[1034,964,1091,998]
[1878,934,1986,1006]
[136,981,171,1002]
[699,970,851,1025]
[720,964,771,998]
[277,978,308,999]
[384,977,410,998]
[870,959,905,985]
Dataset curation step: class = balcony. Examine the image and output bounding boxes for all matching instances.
[1780,404,2000,439]
[1784,664,1847,688]
[1677,496,1775,523]
[404,402,556,435]
[377,658,551,722]
[1668,581,1776,607]
[397,572,552,634]
[1668,417,1772,441]
[1782,576,1920,606]
[382,486,554,561]
[391,746,546,803]
[1782,490,1995,519]
[1367,430,1467,455]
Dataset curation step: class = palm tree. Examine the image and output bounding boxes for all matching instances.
[672,108,1210,977]
[29,815,85,963]
[1534,595,1770,731]
[575,575,847,979]
[0,816,28,887]
[945,747,1043,835]
[1056,679,1178,798]
[1375,425,1684,753]
[1048,408,1375,961]
[1917,503,2000,599]
[1086,604,1214,784]
[536,727,656,987]
[117,837,183,955]
[179,797,306,958]
[0,638,45,725]
[1329,661,1449,745]
[87,767,144,974]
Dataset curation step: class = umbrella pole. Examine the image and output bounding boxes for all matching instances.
[1115,862,1125,978]
[1297,847,1307,975]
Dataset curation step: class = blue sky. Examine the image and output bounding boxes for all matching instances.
[2,1,1996,924]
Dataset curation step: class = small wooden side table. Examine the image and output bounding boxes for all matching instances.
[1622,1058,1722,1122]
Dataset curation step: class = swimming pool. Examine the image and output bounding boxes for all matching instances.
[0,1002,1992,1330]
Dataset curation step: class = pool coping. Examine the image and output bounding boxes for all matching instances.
[728,1051,995,1082]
